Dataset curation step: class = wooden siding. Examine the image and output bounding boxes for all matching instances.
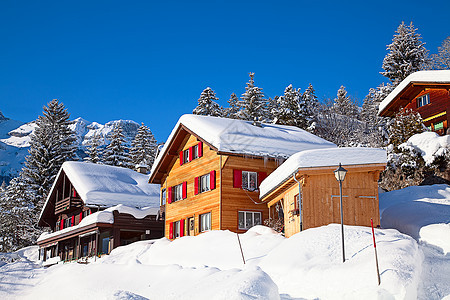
[267,165,383,238]
[162,134,222,237]
[221,155,279,233]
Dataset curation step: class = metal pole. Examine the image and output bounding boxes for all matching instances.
[236,233,245,265]
[371,218,381,285]
[339,180,345,263]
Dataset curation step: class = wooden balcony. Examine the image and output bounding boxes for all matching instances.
[55,197,83,215]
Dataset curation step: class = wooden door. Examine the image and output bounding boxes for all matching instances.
[188,217,195,236]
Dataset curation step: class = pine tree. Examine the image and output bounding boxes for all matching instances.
[331,86,359,117]
[22,99,77,209]
[388,108,425,147]
[381,21,429,85]
[237,73,267,121]
[130,123,157,169]
[84,133,102,164]
[103,123,133,168]
[299,83,319,130]
[224,93,240,119]
[431,36,450,70]
[272,84,301,127]
[0,175,40,252]
[193,87,223,117]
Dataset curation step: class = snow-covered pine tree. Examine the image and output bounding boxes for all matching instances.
[331,85,359,117]
[381,21,429,85]
[224,93,240,119]
[299,83,319,130]
[84,133,102,164]
[130,123,157,170]
[272,84,301,127]
[0,180,6,193]
[103,123,133,168]
[193,87,223,117]
[0,175,41,252]
[237,73,268,121]
[266,96,278,123]
[431,36,450,70]
[388,108,425,147]
[22,99,77,210]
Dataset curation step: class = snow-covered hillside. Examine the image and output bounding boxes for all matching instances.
[0,113,142,184]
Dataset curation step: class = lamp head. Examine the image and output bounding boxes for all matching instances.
[334,163,347,182]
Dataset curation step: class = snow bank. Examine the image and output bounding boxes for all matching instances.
[151,114,336,176]
[260,147,386,198]
[379,70,450,114]
[399,132,450,165]
[37,205,158,243]
[380,184,450,254]
[259,224,422,299]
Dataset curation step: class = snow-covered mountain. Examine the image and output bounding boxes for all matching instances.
[0,112,141,185]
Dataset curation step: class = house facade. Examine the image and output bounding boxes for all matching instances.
[259,148,386,237]
[378,70,450,135]
[38,162,163,264]
[149,114,336,239]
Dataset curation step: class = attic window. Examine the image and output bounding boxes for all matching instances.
[417,94,430,108]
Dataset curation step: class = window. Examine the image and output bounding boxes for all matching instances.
[199,173,210,193]
[417,94,430,108]
[238,211,262,230]
[434,121,444,130]
[173,221,181,238]
[56,221,60,231]
[183,149,190,164]
[242,171,258,191]
[193,144,199,159]
[200,213,211,232]
[161,188,166,205]
[82,209,91,218]
[173,184,183,202]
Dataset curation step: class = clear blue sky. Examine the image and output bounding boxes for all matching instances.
[0,0,449,141]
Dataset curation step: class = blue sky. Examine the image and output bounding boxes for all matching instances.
[0,0,449,141]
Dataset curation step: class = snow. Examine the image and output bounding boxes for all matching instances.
[1,224,424,299]
[0,121,36,147]
[43,161,160,212]
[37,204,159,243]
[378,70,450,115]
[399,131,450,165]
[151,114,336,176]
[260,147,387,198]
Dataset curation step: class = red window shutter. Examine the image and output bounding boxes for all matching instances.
[71,215,75,227]
[180,219,185,237]
[60,220,64,230]
[189,147,193,161]
[233,169,242,188]
[168,187,172,204]
[73,189,77,198]
[258,172,267,186]
[179,151,184,166]
[182,182,187,199]
[210,170,216,190]
[194,177,199,195]
[169,222,173,239]
[198,142,203,157]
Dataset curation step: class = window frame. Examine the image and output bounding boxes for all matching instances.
[161,188,166,206]
[173,183,183,202]
[199,173,211,193]
[183,149,190,164]
[199,212,211,232]
[173,220,181,238]
[417,93,430,108]
[238,211,262,230]
[242,171,258,191]
[193,144,199,160]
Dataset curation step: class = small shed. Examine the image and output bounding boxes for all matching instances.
[259,148,387,237]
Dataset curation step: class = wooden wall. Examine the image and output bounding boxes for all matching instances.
[162,134,221,237]
[268,165,383,238]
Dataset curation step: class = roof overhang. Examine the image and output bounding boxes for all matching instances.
[379,82,450,117]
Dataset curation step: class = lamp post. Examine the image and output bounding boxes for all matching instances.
[334,163,347,263]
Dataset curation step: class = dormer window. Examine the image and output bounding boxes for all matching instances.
[417,94,430,108]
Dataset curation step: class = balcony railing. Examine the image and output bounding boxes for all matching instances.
[55,196,83,215]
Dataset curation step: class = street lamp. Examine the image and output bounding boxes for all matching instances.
[334,163,347,263]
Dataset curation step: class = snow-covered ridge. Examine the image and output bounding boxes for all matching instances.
[378,70,450,114]
[259,147,387,198]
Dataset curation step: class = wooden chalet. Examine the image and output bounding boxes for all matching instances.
[378,70,450,135]
[259,148,386,237]
[149,114,336,239]
[37,161,163,264]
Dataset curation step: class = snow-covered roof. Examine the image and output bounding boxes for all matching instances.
[259,147,387,199]
[40,161,160,223]
[378,70,450,115]
[37,204,159,243]
[150,114,336,178]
